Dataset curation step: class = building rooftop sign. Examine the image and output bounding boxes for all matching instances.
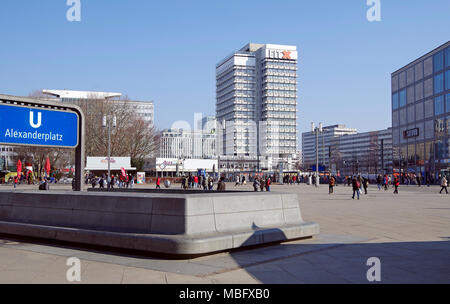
[85,157,136,171]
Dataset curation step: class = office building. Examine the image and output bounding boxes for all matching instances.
[302,124,392,175]
[302,124,357,169]
[216,43,298,170]
[42,89,154,128]
[331,128,393,176]
[391,41,450,180]
[159,128,216,160]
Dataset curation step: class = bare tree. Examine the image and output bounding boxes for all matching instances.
[77,96,159,171]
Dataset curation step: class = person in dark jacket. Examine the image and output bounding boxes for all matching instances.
[217,177,226,192]
[376,174,382,191]
[253,177,260,192]
[329,176,335,194]
[352,176,361,200]
[362,177,369,195]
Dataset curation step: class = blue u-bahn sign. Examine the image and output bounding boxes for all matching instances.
[0,103,79,148]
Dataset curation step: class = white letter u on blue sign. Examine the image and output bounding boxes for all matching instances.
[29,111,42,129]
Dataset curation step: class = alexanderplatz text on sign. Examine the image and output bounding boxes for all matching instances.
[0,94,85,191]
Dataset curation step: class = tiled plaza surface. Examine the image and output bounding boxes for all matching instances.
[0,182,449,284]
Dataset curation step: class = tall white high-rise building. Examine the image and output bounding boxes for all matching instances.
[216,43,298,168]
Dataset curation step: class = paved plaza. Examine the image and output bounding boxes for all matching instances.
[0,182,449,284]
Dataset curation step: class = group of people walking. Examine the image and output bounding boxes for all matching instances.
[87,173,134,189]
[179,174,215,191]
[252,176,272,192]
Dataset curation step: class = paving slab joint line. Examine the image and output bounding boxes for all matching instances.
[197,237,379,278]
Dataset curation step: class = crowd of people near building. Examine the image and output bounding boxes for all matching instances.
[5,168,448,196]
[85,172,135,189]
[178,174,216,191]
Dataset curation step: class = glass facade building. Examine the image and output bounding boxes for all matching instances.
[391,41,450,181]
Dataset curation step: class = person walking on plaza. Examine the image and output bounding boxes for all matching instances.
[110,175,115,189]
[194,175,199,188]
[208,176,214,191]
[352,176,361,200]
[362,177,369,195]
[439,175,448,194]
[377,174,382,191]
[253,177,260,192]
[235,175,241,187]
[265,176,271,192]
[217,177,226,192]
[91,176,97,189]
[393,176,400,194]
[260,177,265,192]
[156,176,161,189]
[202,175,207,190]
[328,176,335,194]
[383,174,389,191]
[128,173,134,189]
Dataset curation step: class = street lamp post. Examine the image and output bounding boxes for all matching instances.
[102,115,116,188]
[311,122,323,187]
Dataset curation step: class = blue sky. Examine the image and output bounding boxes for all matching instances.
[0,0,449,137]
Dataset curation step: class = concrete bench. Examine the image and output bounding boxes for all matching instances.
[0,190,319,256]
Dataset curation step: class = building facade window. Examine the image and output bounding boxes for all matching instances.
[415,62,423,81]
[435,139,445,160]
[424,99,434,118]
[407,105,415,123]
[424,57,433,77]
[435,95,445,116]
[392,93,399,110]
[399,89,406,107]
[416,102,424,121]
[447,115,450,136]
[424,78,433,98]
[399,108,407,125]
[435,117,445,138]
[447,93,450,113]
[446,47,450,68]
[392,110,399,127]
[415,82,424,101]
[434,73,444,94]
[425,120,434,139]
[446,70,450,91]
[433,51,444,72]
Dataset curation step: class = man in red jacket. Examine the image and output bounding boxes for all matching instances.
[393,176,399,194]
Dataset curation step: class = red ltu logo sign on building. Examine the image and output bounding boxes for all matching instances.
[282,51,291,59]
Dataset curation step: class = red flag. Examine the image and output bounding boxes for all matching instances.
[17,159,22,178]
[45,157,51,176]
